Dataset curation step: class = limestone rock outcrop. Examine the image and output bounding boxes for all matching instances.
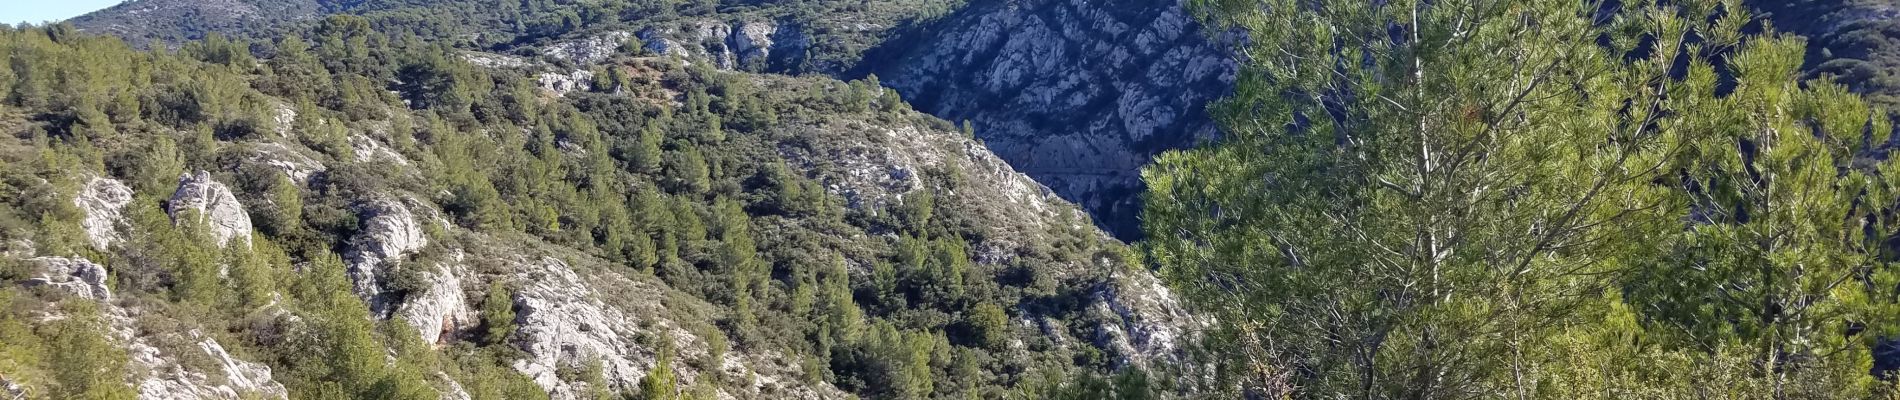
[1090,270,1202,369]
[21,257,112,300]
[75,176,133,251]
[395,251,475,345]
[542,31,634,66]
[247,142,326,183]
[10,256,287,400]
[637,20,808,71]
[113,315,289,400]
[167,171,254,248]
[344,198,431,314]
[503,253,846,400]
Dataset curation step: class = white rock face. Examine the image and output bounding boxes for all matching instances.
[167,171,254,249]
[22,257,112,300]
[536,69,597,96]
[397,250,475,345]
[786,121,1067,240]
[463,51,532,69]
[542,31,633,66]
[509,256,662,399]
[637,20,807,71]
[777,116,1199,369]
[74,176,133,251]
[1091,270,1203,369]
[437,372,473,400]
[114,316,289,400]
[731,22,777,68]
[271,103,296,138]
[348,134,410,165]
[345,198,430,314]
[248,142,326,183]
[11,258,287,400]
[503,255,845,400]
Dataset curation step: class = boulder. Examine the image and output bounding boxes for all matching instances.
[21,257,112,300]
[542,31,633,66]
[167,171,254,248]
[395,251,475,345]
[344,198,430,314]
[74,176,133,251]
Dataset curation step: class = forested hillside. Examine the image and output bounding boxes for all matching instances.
[70,0,1227,240]
[0,13,1189,399]
[24,0,1900,398]
[72,0,965,74]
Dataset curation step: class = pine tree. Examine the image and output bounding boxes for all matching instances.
[226,234,282,310]
[637,342,679,400]
[631,121,666,175]
[259,173,304,236]
[1616,33,1900,397]
[480,281,518,346]
[43,305,136,400]
[1144,0,1900,397]
[279,253,435,400]
[963,302,1008,350]
[821,253,863,345]
[134,134,186,196]
[665,143,711,194]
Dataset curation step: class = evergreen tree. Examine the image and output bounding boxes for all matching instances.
[480,281,518,346]
[285,253,438,400]
[631,121,666,175]
[1148,0,1900,397]
[665,143,711,194]
[133,134,186,196]
[43,306,136,400]
[637,342,680,400]
[260,173,305,236]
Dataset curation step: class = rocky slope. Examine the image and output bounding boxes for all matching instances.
[0,26,1202,397]
[516,0,1236,238]
[860,0,1236,238]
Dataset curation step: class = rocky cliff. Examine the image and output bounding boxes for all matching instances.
[568,0,1238,238]
[861,0,1235,238]
[22,1,1230,397]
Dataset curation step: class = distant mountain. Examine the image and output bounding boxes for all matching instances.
[1750,0,1900,111]
[69,0,320,44]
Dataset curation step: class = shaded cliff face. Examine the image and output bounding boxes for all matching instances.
[443,0,1236,239]
[861,0,1236,238]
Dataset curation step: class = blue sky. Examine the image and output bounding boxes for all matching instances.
[1,0,123,24]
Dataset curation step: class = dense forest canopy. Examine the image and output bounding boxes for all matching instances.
[1147,0,1900,397]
